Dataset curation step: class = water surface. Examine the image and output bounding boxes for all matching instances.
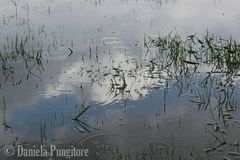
[1,0,240,159]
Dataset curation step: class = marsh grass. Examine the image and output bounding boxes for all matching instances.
[148,32,240,79]
[146,32,240,155]
[151,34,240,120]
[0,34,44,83]
[75,32,240,157]
[61,33,240,158]
[70,32,240,116]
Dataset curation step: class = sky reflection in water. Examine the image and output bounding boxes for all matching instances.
[1,0,240,159]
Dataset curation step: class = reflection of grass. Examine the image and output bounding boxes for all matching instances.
[72,101,99,133]
[73,105,91,120]
[40,122,46,144]
[1,96,11,130]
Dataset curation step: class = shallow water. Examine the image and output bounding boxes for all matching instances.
[1,0,240,159]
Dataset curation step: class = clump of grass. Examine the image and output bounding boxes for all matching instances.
[0,34,44,81]
[148,32,240,80]
[147,32,240,130]
[107,67,127,97]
